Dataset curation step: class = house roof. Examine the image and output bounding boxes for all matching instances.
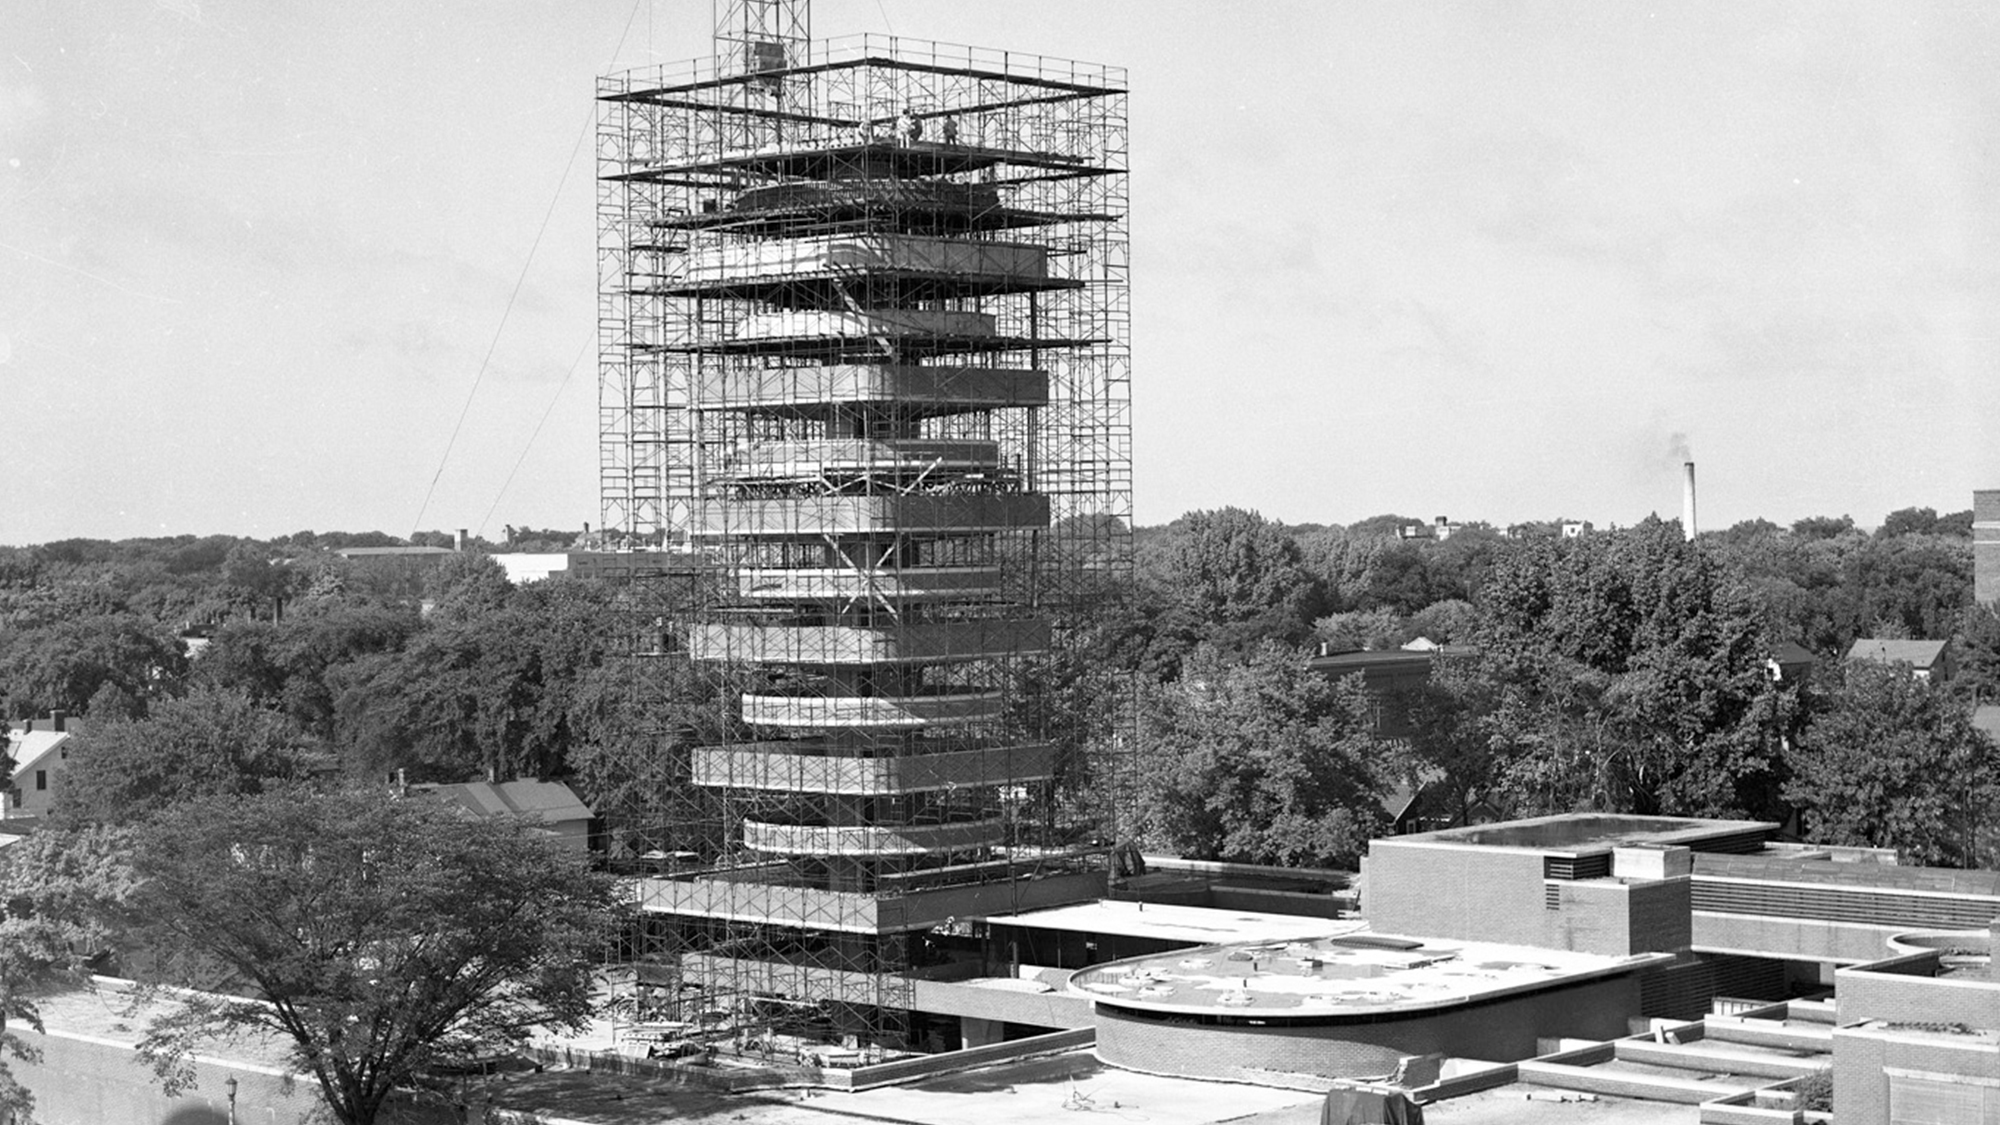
[414,779,593,823]
[1845,638,1949,669]
[1974,706,2000,743]
[6,730,73,778]
[335,546,457,558]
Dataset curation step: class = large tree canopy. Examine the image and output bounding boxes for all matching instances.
[1472,518,1787,819]
[1137,642,1387,867]
[1784,662,1998,867]
[124,787,616,1125]
[0,826,134,1123]
[52,686,324,827]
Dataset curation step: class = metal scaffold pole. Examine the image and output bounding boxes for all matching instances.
[596,2,1132,1059]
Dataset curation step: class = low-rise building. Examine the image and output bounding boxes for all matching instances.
[1847,637,1952,682]
[410,778,595,855]
[4,711,80,821]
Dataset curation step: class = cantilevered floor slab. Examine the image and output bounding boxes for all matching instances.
[695,365,1048,416]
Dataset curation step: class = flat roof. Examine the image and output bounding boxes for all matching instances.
[1395,812,1775,853]
[982,899,1360,946]
[1070,933,1670,1019]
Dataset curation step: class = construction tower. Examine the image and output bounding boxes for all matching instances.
[595,2,1130,1051]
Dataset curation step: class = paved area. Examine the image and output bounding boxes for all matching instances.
[32,985,1691,1125]
[486,1053,1324,1125]
[481,1058,1700,1125]
[1170,1084,1693,1125]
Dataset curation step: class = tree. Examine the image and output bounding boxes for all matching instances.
[1784,662,1998,867]
[1954,601,2000,706]
[125,787,615,1125]
[1140,509,1327,669]
[0,613,185,721]
[1471,518,1783,819]
[0,826,135,1123]
[1388,652,1499,824]
[333,576,620,782]
[1877,506,1946,539]
[1343,514,1427,540]
[1136,643,1388,867]
[52,687,323,827]
[1312,608,1407,653]
[1790,514,1857,541]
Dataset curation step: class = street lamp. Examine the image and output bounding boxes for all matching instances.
[224,1076,237,1125]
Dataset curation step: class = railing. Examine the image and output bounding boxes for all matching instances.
[741,816,1005,856]
[692,742,1055,793]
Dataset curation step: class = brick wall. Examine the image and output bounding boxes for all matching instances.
[1835,1025,2000,1125]
[1367,840,1691,957]
[1691,911,1909,963]
[1363,843,1547,944]
[1834,955,2000,1029]
[1976,489,2000,608]
[911,978,1093,1028]
[1834,953,2000,1125]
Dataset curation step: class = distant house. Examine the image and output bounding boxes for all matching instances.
[1307,643,1476,738]
[1381,780,1502,836]
[1845,638,1952,683]
[333,546,458,560]
[409,778,595,855]
[3,711,81,821]
[1764,640,1818,684]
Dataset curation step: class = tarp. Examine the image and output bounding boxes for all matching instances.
[1320,1085,1423,1125]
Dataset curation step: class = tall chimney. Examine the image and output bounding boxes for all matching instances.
[1682,462,1698,542]
[454,528,467,552]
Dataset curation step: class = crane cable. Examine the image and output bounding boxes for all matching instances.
[410,0,648,541]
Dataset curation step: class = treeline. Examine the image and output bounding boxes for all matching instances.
[1101,505,1997,870]
[4,504,1995,871]
[0,533,643,821]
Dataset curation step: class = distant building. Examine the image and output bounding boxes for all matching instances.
[1396,516,1462,542]
[490,553,572,584]
[1846,638,1952,683]
[333,546,458,560]
[409,778,595,855]
[1307,644,1475,738]
[1834,927,2000,1121]
[1765,640,1818,684]
[3,711,80,821]
[1976,489,2000,606]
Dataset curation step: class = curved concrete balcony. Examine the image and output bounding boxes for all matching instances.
[729,178,1003,216]
[692,742,1055,794]
[741,816,1005,857]
[688,619,1047,665]
[735,308,994,343]
[734,565,1004,603]
[692,494,1049,538]
[740,688,1003,729]
[695,365,1048,417]
[679,234,1050,289]
[716,439,1002,483]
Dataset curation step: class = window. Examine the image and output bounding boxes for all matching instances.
[34,770,46,791]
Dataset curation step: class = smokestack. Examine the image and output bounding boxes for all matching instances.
[1682,462,1698,542]
[454,528,467,552]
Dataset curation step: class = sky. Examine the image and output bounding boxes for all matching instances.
[2,1,1996,544]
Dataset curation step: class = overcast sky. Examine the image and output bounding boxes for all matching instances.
[3,1,1995,544]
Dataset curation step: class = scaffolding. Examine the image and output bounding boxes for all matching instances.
[596,9,1129,1053]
